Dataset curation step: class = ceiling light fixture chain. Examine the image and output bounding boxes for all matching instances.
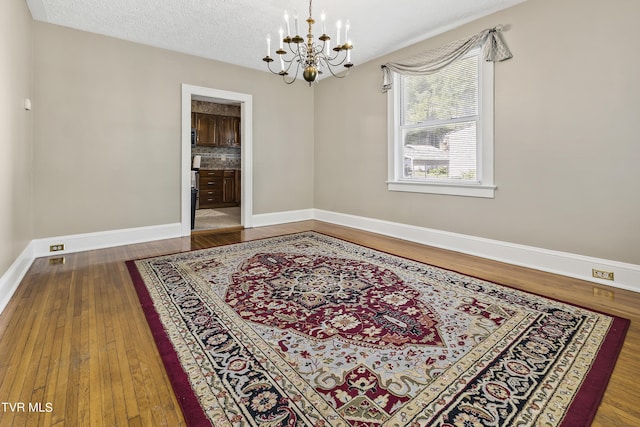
[262,0,353,86]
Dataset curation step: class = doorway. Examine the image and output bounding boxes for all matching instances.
[181,84,253,236]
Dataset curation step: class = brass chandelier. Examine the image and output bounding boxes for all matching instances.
[262,0,353,86]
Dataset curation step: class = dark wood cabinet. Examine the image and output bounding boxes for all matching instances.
[223,171,235,203]
[194,114,220,146]
[218,116,240,147]
[198,170,223,208]
[198,169,240,208]
[194,113,240,147]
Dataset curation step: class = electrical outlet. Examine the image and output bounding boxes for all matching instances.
[49,257,65,265]
[592,268,614,281]
[49,244,65,252]
[593,287,614,300]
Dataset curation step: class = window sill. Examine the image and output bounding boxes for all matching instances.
[387,180,496,198]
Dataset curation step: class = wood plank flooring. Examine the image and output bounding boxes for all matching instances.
[0,220,638,426]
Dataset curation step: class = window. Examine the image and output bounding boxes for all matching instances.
[387,48,495,198]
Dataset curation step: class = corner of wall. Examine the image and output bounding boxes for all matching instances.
[0,0,36,310]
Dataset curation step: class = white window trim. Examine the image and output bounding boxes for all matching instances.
[386,52,496,198]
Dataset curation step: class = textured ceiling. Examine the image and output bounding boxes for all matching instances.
[26,0,525,74]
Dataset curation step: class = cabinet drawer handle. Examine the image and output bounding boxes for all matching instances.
[208,181,216,185]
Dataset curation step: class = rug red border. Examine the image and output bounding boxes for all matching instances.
[560,315,628,426]
[126,260,212,427]
[125,232,630,427]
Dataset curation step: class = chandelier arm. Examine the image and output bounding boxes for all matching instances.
[282,75,297,84]
[265,60,282,75]
[317,40,344,63]
[282,61,301,84]
[286,42,301,56]
[324,54,348,67]
[266,52,304,78]
[278,51,303,73]
[317,53,352,78]
[318,50,350,68]
[311,44,326,60]
[322,63,350,79]
[296,44,308,60]
[281,54,298,66]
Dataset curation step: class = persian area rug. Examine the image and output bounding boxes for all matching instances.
[126,232,629,427]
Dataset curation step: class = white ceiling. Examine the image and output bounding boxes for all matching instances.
[26,0,525,74]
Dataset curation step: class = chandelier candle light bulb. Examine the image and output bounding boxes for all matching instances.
[266,33,271,56]
[345,20,350,43]
[262,0,354,86]
[284,11,290,37]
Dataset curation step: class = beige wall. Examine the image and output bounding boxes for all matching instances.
[3,0,638,283]
[32,22,314,238]
[314,0,640,265]
[0,0,33,274]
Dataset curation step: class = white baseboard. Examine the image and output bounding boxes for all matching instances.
[31,223,183,257]
[313,209,640,293]
[2,210,638,318]
[0,223,183,316]
[0,241,35,315]
[251,209,315,228]
[249,208,640,292]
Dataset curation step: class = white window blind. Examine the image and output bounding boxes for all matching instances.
[399,52,479,182]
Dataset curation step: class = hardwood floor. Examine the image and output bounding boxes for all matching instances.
[0,220,638,426]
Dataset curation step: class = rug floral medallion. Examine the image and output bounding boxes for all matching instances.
[127,232,628,427]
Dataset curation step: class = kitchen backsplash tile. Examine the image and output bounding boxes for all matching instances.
[192,146,241,169]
